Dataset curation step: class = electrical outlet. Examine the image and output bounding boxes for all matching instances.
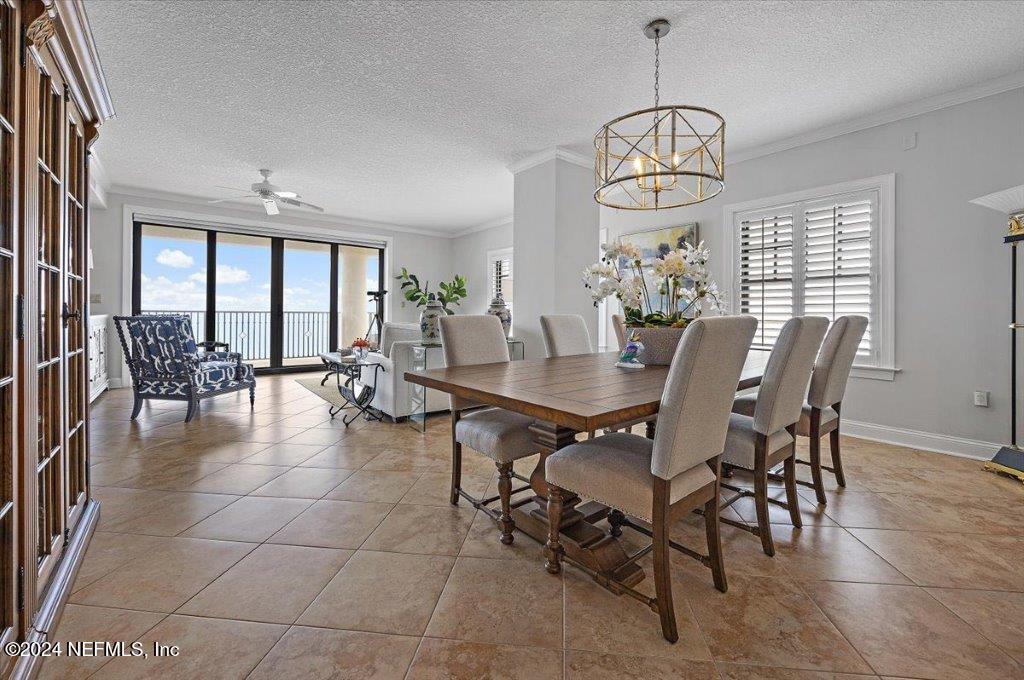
[973,390,989,407]
[89,292,102,304]
[903,132,918,150]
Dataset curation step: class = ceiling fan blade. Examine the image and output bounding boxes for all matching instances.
[212,185,249,192]
[207,194,256,204]
[279,197,324,213]
[273,190,298,199]
[261,197,280,215]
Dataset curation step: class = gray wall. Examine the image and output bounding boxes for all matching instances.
[450,221,513,314]
[90,190,455,383]
[603,88,1024,448]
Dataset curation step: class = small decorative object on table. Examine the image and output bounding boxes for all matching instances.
[486,293,512,338]
[615,332,645,369]
[419,297,445,345]
[582,237,724,365]
[352,337,370,360]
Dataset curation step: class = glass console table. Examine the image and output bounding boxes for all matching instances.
[407,339,525,432]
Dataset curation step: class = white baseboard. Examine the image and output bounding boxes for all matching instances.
[843,419,999,460]
[107,378,125,389]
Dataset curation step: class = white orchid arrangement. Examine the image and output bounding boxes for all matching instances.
[582,239,725,328]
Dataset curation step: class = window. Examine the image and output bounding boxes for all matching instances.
[487,247,513,315]
[727,175,895,379]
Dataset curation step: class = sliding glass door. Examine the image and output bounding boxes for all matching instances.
[133,222,385,371]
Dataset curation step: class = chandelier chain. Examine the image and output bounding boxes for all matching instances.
[653,31,660,109]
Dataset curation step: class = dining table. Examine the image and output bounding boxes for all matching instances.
[405,349,769,586]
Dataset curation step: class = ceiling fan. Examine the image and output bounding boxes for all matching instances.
[208,169,324,215]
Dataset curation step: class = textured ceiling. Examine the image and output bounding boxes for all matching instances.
[87,0,1024,232]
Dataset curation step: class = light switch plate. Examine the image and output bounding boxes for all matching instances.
[973,390,989,407]
[89,293,102,304]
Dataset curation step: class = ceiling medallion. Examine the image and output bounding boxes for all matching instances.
[595,19,725,210]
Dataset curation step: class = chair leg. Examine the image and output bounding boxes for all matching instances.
[607,509,625,537]
[652,484,678,643]
[808,432,827,505]
[830,427,846,488]
[753,437,775,556]
[450,415,462,506]
[249,383,256,408]
[545,486,565,574]
[496,462,515,545]
[783,452,803,528]
[704,496,727,592]
[129,391,143,420]
[185,397,199,423]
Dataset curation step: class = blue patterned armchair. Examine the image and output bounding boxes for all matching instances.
[113,315,256,422]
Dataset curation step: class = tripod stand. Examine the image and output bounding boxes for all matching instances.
[364,290,386,346]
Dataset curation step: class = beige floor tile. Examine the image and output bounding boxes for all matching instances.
[298,550,454,635]
[102,491,240,536]
[850,528,1024,590]
[926,588,1024,664]
[251,466,354,499]
[163,440,271,464]
[299,444,386,469]
[425,556,563,649]
[181,496,313,542]
[363,504,475,555]
[240,442,326,466]
[269,499,393,549]
[565,650,718,680]
[400,471,490,507]
[97,614,287,679]
[814,490,918,530]
[113,460,230,491]
[770,526,912,584]
[177,544,351,623]
[680,572,872,673]
[38,604,165,680]
[181,463,291,495]
[72,532,175,592]
[361,448,449,472]
[564,565,711,662]
[250,626,419,680]
[459,510,546,561]
[714,664,877,678]
[70,537,255,612]
[326,470,422,503]
[803,581,1020,679]
[237,425,309,443]
[283,428,346,447]
[727,488,839,527]
[878,490,1024,535]
[409,638,563,680]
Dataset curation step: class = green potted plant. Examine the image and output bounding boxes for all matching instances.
[395,269,468,345]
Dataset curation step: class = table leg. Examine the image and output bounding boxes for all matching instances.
[511,419,645,587]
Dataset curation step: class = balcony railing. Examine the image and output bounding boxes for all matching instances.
[142,310,341,363]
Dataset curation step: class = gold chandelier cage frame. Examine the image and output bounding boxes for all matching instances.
[594,104,725,211]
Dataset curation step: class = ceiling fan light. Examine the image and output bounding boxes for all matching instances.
[262,197,280,215]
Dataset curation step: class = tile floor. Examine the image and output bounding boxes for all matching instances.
[40,374,1024,679]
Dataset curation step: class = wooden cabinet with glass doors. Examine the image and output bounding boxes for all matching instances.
[0,1,111,677]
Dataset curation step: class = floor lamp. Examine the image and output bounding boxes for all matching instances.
[971,185,1024,482]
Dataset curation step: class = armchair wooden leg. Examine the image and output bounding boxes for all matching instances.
[783,451,803,528]
[496,462,515,545]
[753,436,775,557]
[185,397,199,423]
[652,480,678,643]
[249,384,256,409]
[130,392,143,420]
[545,486,564,574]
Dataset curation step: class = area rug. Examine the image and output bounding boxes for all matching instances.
[295,377,349,410]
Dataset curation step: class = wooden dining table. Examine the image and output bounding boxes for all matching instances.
[405,349,769,585]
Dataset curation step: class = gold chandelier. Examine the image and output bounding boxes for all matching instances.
[595,19,725,210]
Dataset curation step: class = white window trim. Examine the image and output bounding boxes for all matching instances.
[722,174,898,381]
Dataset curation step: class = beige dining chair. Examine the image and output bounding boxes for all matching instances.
[440,315,537,545]
[732,315,867,504]
[543,315,758,643]
[719,315,828,556]
[540,314,593,357]
[611,313,628,351]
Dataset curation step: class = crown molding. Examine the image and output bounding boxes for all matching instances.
[451,215,514,239]
[104,184,460,239]
[44,0,115,123]
[728,70,1024,165]
[508,146,592,175]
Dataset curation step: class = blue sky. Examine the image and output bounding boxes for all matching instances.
[140,229,378,313]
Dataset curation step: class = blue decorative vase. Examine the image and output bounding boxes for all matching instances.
[487,294,512,338]
[420,298,444,345]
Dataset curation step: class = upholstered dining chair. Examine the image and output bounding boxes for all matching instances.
[543,315,758,643]
[440,315,538,545]
[611,313,628,351]
[732,315,867,504]
[540,314,593,357]
[719,316,828,556]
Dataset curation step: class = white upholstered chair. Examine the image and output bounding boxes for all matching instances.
[362,322,448,420]
[611,313,628,351]
[720,316,828,556]
[543,315,758,643]
[732,315,867,504]
[440,315,537,545]
[540,314,593,357]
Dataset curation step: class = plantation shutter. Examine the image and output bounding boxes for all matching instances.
[803,192,875,360]
[488,251,513,310]
[738,209,795,349]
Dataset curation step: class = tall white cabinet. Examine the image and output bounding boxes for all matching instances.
[89,314,110,402]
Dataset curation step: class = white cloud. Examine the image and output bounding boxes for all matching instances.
[155,248,194,268]
[216,265,250,284]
